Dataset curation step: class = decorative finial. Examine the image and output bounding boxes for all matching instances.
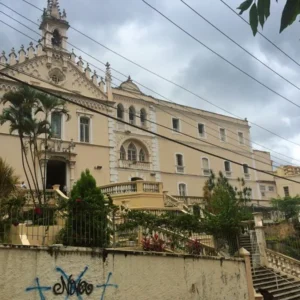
[62,9,67,18]
[29,41,33,47]
[1,51,5,56]
[105,62,110,69]
[21,45,24,50]
[128,75,132,81]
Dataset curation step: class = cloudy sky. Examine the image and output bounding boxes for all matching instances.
[1,0,300,167]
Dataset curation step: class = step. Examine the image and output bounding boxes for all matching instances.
[254,278,294,288]
[276,294,300,300]
[255,279,296,291]
[273,286,300,298]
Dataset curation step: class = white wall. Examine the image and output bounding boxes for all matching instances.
[0,245,250,300]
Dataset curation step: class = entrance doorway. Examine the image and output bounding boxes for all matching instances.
[131,177,143,181]
[46,160,66,190]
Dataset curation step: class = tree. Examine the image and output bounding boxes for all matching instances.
[272,196,300,220]
[0,157,19,200]
[237,0,300,35]
[202,172,252,254]
[57,170,113,247]
[0,85,70,206]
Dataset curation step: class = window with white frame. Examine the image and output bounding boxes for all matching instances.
[224,160,231,176]
[120,146,126,160]
[220,128,226,142]
[179,183,187,197]
[283,186,290,197]
[172,118,180,132]
[117,104,124,120]
[260,185,266,197]
[238,132,245,145]
[176,154,184,173]
[243,163,250,179]
[51,112,62,139]
[268,186,274,192]
[128,143,137,161]
[80,117,90,143]
[202,157,210,176]
[198,123,205,137]
[129,106,136,125]
[140,108,147,127]
[139,149,145,162]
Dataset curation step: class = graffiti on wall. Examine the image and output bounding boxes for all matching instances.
[25,266,118,300]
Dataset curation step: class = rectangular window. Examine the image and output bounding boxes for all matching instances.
[243,164,249,174]
[238,132,244,145]
[172,118,180,132]
[202,158,210,176]
[198,123,205,137]
[224,161,231,172]
[283,186,290,197]
[220,128,226,142]
[179,183,187,197]
[80,117,90,143]
[268,186,274,192]
[260,185,266,191]
[51,112,62,139]
[176,154,184,173]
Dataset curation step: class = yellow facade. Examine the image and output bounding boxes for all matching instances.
[0,0,277,205]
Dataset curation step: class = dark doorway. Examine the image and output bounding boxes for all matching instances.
[131,177,143,181]
[46,160,66,190]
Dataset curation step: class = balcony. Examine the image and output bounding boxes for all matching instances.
[225,171,232,178]
[119,159,151,170]
[202,168,211,176]
[176,165,184,173]
[244,173,250,180]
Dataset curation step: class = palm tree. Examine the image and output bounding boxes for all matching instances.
[0,85,39,204]
[35,93,70,200]
[0,157,19,200]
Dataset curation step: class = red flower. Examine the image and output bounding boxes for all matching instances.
[76,198,82,203]
[34,207,42,215]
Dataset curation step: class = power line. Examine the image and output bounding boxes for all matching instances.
[181,0,300,92]
[142,0,300,109]
[0,61,280,172]
[0,17,295,170]
[0,9,298,167]
[219,0,300,69]
[19,0,300,150]
[2,70,300,185]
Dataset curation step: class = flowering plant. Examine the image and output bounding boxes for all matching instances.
[142,233,166,252]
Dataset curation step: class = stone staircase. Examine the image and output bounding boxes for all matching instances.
[240,235,300,300]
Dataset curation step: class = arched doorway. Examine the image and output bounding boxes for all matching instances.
[46,160,66,190]
[131,177,143,181]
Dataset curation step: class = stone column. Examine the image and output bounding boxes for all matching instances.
[69,161,76,188]
[253,212,268,267]
[239,248,255,300]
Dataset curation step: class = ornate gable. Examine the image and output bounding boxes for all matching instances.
[0,48,108,101]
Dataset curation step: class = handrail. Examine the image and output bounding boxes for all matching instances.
[266,248,300,279]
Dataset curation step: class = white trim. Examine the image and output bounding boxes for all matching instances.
[174,152,185,173]
[241,162,250,180]
[219,127,226,142]
[178,182,188,196]
[172,117,181,133]
[77,114,93,144]
[197,122,206,139]
[201,156,210,176]
[237,131,245,145]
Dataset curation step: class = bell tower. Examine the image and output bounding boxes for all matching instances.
[39,0,69,52]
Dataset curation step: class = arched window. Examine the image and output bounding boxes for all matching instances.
[140,108,147,127]
[179,183,187,196]
[202,157,210,176]
[128,143,137,161]
[80,117,90,143]
[139,149,145,162]
[51,112,62,139]
[129,106,136,124]
[117,104,124,120]
[120,146,126,160]
[52,29,62,47]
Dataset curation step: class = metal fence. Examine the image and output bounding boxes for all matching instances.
[0,205,243,257]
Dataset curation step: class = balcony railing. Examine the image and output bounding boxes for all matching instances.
[100,181,162,196]
[172,195,205,206]
[176,165,184,173]
[202,168,211,176]
[119,159,151,170]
